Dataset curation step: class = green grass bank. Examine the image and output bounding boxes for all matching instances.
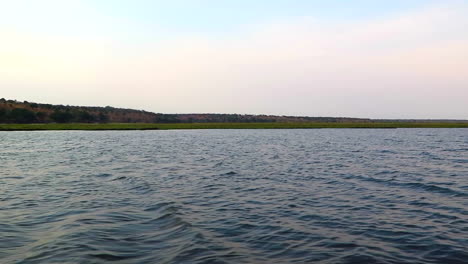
[1,122,468,131]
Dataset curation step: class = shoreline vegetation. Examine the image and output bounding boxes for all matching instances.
[1,99,467,130]
[0,99,371,124]
[1,122,468,131]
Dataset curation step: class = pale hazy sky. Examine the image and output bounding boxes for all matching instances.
[1,0,467,118]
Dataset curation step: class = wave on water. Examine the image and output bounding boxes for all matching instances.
[1,129,467,263]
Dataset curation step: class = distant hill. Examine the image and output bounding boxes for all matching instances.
[0,99,168,123]
[0,98,371,124]
[1,98,466,124]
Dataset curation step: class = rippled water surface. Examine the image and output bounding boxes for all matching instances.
[1,129,467,264]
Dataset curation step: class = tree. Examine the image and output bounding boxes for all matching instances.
[98,112,109,123]
[50,110,74,123]
[36,112,47,122]
[77,111,95,123]
[9,108,36,123]
[0,108,8,123]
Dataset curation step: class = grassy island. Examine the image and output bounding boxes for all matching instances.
[2,99,467,130]
[1,122,467,131]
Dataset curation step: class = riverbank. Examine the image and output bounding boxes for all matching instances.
[1,122,468,131]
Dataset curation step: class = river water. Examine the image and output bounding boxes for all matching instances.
[1,129,467,263]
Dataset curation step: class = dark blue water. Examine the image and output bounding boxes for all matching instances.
[1,129,467,264]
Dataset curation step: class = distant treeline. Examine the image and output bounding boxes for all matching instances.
[0,98,374,124]
[173,114,371,123]
[0,99,166,123]
[6,98,464,124]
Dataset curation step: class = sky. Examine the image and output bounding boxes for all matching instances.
[1,0,467,119]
